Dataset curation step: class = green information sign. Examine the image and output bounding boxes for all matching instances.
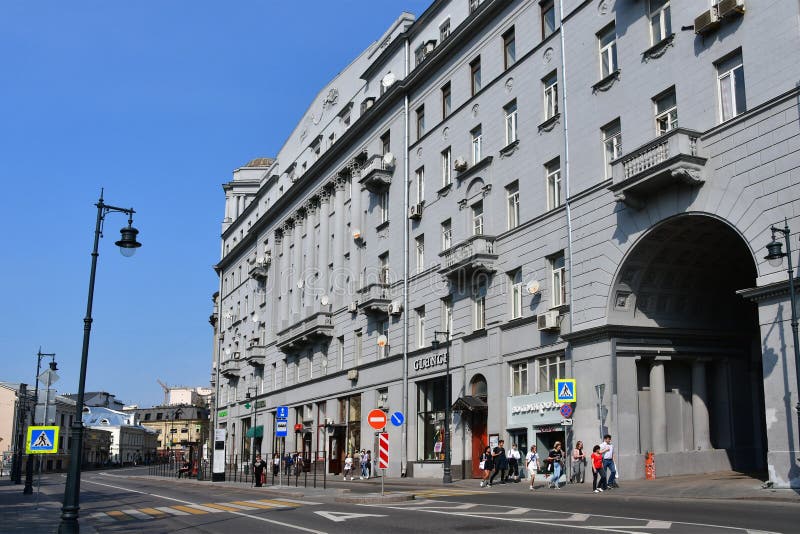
[218,410,227,418]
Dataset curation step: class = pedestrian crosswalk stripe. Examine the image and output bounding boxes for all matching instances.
[105,510,134,521]
[216,501,258,510]
[199,503,242,512]
[121,509,154,520]
[271,497,321,505]
[171,505,209,515]
[257,499,301,508]
[90,512,113,522]
[232,500,277,509]
[155,506,190,516]
[139,507,167,517]
[187,504,226,513]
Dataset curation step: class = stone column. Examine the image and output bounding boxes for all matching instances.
[292,213,304,319]
[350,176,362,290]
[332,178,346,307]
[304,201,317,311]
[692,359,712,451]
[279,225,291,327]
[318,189,331,308]
[649,360,668,453]
[270,231,282,335]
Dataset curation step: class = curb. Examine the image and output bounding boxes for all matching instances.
[128,476,308,498]
[335,493,415,504]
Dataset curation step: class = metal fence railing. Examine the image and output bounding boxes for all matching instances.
[148,451,327,489]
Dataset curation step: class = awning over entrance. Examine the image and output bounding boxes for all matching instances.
[452,395,488,412]
[245,425,263,438]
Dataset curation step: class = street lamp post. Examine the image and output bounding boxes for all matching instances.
[431,331,452,484]
[24,350,57,494]
[245,388,258,472]
[59,191,141,534]
[764,219,800,440]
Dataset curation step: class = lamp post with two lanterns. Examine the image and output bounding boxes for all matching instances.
[764,219,800,436]
[430,331,452,485]
[59,191,141,534]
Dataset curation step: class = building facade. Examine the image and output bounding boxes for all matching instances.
[212,0,800,487]
[132,404,210,461]
[83,406,158,465]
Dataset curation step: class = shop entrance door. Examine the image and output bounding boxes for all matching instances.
[470,412,487,478]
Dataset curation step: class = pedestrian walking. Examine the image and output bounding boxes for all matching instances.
[507,443,521,482]
[479,446,494,487]
[599,434,618,488]
[272,455,280,477]
[526,445,540,490]
[343,452,354,480]
[252,453,266,487]
[359,449,368,479]
[547,441,564,489]
[489,439,508,485]
[284,452,293,476]
[366,450,372,479]
[591,444,607,493]
[571,440,586,484]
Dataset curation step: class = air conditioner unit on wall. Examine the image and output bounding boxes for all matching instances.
[694,9,719,34]
[347,369,359,380]
[409,203,423,220]
[454,157,468,172]
[348,301,359,313]
[389,301,403,315]
[717,0,745,18]
[537,310,561,331]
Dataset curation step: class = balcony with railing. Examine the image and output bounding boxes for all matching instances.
[359,154,394,193]
[438,235,498,280]
[220,356,242,377]
[357,283,393,314]
[276,311,334,352]
[608,128,707,209]
[244,344,267,367]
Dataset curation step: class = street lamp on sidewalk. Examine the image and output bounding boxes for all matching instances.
[59,191,141,534]
[24,350,57,495]
[245,387,259,470]
[431,331,452,484]
[764,219,800,438]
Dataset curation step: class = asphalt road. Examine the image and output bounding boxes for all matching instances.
[27,469,798,533]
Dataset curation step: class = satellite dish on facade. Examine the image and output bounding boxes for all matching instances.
[251,313,260,323]
[382,152,396,168]
[526,280,541,295]
[377,335,388,347]
[381,72,396,88]
[321,295,330,306]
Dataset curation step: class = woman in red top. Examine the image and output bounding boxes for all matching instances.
[591,444,607,493]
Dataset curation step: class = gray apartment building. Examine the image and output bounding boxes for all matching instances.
[211,0,800,488]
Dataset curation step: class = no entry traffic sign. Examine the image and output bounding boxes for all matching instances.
[378,432,389,469]
[368,409,387,430]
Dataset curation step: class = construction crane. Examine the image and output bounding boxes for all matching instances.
[157,379,170,406]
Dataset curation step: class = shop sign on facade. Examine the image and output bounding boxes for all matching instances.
[507,392,565,429]
[413,353,447,371]
[511,399,561,415]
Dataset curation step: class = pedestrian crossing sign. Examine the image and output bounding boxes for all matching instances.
[554,379,577,403]
[26,426,59,454]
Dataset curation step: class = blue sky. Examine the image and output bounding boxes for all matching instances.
[0,0,431,408]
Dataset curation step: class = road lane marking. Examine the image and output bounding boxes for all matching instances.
[155,506,190,516]
[89,512,113,522]
[257,498,301,507]
[233,500,280,509]
[171,504,209,515]
[186,504,226,513]
[315,511,387,523]
[199,503,242,512]
[105,510,134,521]
[121,509,154,520]
[216,501,258,510]
[139,507,167,517]
[79,478,194,504]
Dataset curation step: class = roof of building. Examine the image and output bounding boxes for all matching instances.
[244,157,275,168]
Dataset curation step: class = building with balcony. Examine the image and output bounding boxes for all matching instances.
[211,0,800,488]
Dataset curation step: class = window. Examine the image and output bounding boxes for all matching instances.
[470,57,482,95]
[415,167,425,203]
[355,331,363,365]
[510,268,523,320]
[416,106,425,140]
[379,253,390,284]
[602,119,622,179]
[654,88,677,135]
[469,0,484,13]
[598,23,618,78]
[441,296,453,336]
[551,252,566,307]
[417,376,449,460]
[441,82,452,119]
[649,0,671,45]
[717,52,745,122]
[379,190,389,223]
[543,72,558,120]
[502,27,516,70]
[511,361,528,396]
[439,18,451,41]
[377,388,389,410]
[441,219,452,250]
[472,201,484,235]
[441,147,452,187]
[471,125,482,164]
[337,336,345,370]
[537,354,566,392]
[546,158,562,209]
[541,1,555,39]
[504,100,518,145]
[377,319,389,358]
[415,235,425,274]
[416,307,426,348]
[381,131,391,159]
[506,181,520,229]
[473,283,486,330]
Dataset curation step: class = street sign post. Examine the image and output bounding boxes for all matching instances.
[276,406,289,419]
[276,420,288,437]
[276,407,288,488]
[367,409,387,430]
[378,432,389,496]
[559,403,573,418]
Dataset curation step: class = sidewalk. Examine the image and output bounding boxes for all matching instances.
[0,478,97,534]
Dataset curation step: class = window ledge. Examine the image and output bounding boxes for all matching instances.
[549,304,570,313]
[538,113,561,133]
[375,220,390,232]
[642,33,675,62]
[462,328,487,341]
[437,182,453,196]
[592,69,621,93]
[499,315,538,331]
[498,139,520,158]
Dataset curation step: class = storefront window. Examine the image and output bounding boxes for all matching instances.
[347,394,361,455]
[417,377,449,460]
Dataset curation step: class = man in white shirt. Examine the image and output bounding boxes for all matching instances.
[599,434,618,488]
